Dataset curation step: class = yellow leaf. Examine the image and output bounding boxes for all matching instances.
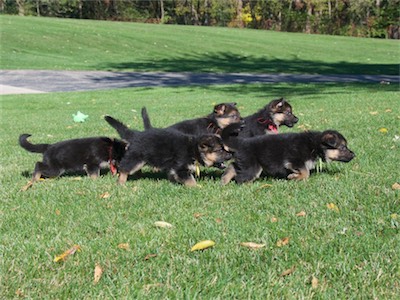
[296,211,306,217]
[94,264,103,284]
[311,276,319,289]
[327,203,339,212]
[369,111,378,115]
[390,213,398,220]
[240,242,266,249]
[191,240,215,251]
[21,181,33,191]
[378,127,388,133]
[55,209,61,216]
[54,245,81,262]
[117,243,130,250]
[99,192,111,199]
[154,221,173,228]
[392,182,400,190]
[144,253,157,260]
[280,266,296,277]
[276,237,290,247]
[271,217,278,223]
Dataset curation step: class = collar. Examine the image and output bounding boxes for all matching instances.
[108,146,117,175]
[257,118,278,133]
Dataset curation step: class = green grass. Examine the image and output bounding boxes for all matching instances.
[1,15,398,75]
[1,83,399,298]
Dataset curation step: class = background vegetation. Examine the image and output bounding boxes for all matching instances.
[2,0,399,38]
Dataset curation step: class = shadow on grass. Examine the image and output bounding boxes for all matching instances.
[97,52,398,75]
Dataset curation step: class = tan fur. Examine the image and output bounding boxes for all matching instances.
[221,164,237,185]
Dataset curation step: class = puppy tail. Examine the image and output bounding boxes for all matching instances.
[104,115,135,139]
[221,123,243,151]
[19,134,49,153]
[141,107,153,130]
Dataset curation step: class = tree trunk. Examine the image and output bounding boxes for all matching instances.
[305,1,313,34]
[16,0,25,16]
[236,0,243,28]
[160,0,164,22]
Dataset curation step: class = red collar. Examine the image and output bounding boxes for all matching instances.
[257,118,278,133]
[108,146,117,175]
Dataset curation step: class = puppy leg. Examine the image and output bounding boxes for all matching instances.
[286,166,310,180]
[33,162,62,181]
[171,169,197,187]
[84,164,100,179]
[221,164,237,185]
[118,160,145,185]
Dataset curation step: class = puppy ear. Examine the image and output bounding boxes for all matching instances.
[214,103,227,116]
[321,132,337,148]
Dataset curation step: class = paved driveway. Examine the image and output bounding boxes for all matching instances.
[0,70,398,95]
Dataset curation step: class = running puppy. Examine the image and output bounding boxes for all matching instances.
[240,98,298,137]
[221,123,355,184]
[105,116,232,186]
[19,134,127,184]
[141,102,241,135]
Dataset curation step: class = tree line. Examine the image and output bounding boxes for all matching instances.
[2,0,399,38]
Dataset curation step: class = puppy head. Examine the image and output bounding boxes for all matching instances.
[198,134,232,168]
[267,98,299,127]
[111,138,129,162]
[320,130,355,162]
[213,102,242,129]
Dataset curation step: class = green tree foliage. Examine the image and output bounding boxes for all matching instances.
[1,0,399,38]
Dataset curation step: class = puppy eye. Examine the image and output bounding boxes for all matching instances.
[284,111,292,115]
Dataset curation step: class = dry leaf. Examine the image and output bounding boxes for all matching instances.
[296,211,306,217]
[55,209,61,216]
[154,221,173,228]
[240,242,266,249]
[194,213,204,218]
[94,264,103,284]
[369,111,378,115]
[15,289,24,297]
[378,127,388,133]
[215,218,222,223]
[276,237,290,247]
[54,245,81,262]
[21,181,33,191]
[327,203,339,212]
[280,266,296,277]
[385,109,392,113]
[191,240,215,251]
[144,254,157,260]
[311,276,319,288]
[392,182,400,190]
[271,217,278,223]
[100,192,111,199]
[117,243,129,250]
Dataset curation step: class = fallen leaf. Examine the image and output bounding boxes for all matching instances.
[100,192,111,199]
[378,127,388,133]
[311,276,319,288]
[144,253,157,260]
[215,218,222,223]
[55,209,61,216]
[21,181,33,191]
[327,203,339,212]
[280,266,296,277]
[15,289,24,297]
[94,264,103,284]
[369,111,378,115]
[194,213,204,218]
[392,183,400,190]
[276,237,290,247]
[271,217,278,223]
[154,221,173,228]
[391,213,398,220]
[54,245,81,262]
[117,243,129,250]
[256,183,273,192]
[191,240,215,252]
[296,211,306,217]
[240,242,266,249]
[385,109,392,113]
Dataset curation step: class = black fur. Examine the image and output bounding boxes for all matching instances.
[240,98,298,137]
[19,134,127,183]
[141,102,241,136]
[221,123,355,184]
[105,116,232,186]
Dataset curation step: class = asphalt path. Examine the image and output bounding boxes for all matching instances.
[0,70,398,95]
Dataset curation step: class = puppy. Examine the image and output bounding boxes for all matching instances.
[221,123,355,184]
[105,116,232,186]
[240,98,298,137]
[141,102,241,135]
[19,134,127,184]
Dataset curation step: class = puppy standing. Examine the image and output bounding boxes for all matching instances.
[221,123,355,184]
[240,98,298,137]
[141,102,241,135]
[19,134,127,186]
[105,116,232,186]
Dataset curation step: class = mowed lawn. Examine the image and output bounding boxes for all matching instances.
[1,82,399,298]
[1,15,399,75]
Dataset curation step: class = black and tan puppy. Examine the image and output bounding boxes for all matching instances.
[19,134,127,184]
[141,102,241,135]
[105,116,232,186]
[240,98,298,137]
[221,123,355,184]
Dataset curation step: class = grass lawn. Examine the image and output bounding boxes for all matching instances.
[1,83,399,298]
[1,15,399,75]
